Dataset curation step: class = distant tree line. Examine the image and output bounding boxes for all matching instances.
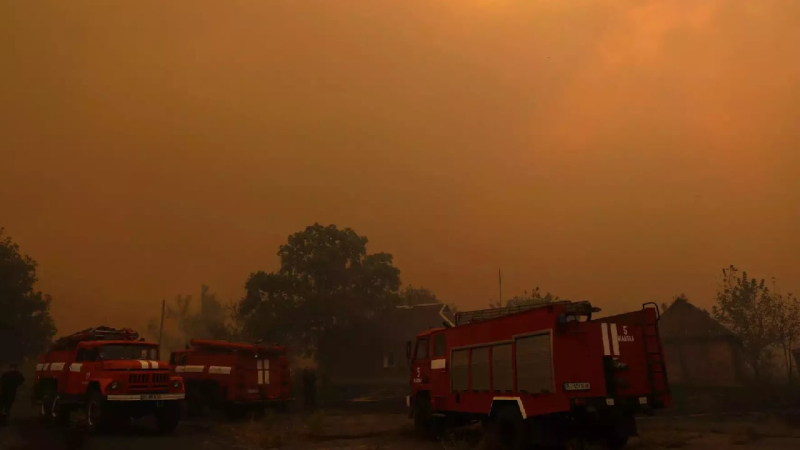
[5,222,798,389]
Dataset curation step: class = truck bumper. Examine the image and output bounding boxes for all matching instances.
[106,393,185,401]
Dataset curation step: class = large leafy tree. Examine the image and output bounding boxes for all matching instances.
[399,285,439,306]
[236,223,401,374]
[712,265,779,381]
[0,228,56,364]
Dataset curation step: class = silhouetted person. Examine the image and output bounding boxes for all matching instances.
[1,363,25,420]
[302,368,317,411]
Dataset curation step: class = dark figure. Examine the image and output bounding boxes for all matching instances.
[1,363,25,419]
[302,368,317,411]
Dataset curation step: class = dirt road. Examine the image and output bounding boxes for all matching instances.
[2,405,800,450]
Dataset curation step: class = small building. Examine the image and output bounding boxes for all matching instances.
[327,303,451,386]
[659,297,747,386]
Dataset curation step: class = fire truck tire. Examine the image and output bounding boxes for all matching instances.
[50,395,70,425]
[413,394,441,439]
[486,405,529,450]
[86,389,109,433]
[605,435,629,450]
[39,385,57,423]
[155,402,181,434]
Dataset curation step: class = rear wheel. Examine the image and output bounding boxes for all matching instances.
[50,395,70,425]
[39,385,56,423]
[485,405,528,450]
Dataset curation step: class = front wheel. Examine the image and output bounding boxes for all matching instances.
[606,435,629,450]
[155,402,181,434]
[86,389,109,434]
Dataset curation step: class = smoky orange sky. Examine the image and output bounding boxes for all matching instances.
[2,0,798,336]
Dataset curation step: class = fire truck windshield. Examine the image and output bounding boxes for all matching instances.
[99,345,159,361]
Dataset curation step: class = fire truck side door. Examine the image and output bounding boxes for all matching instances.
[412,337,431,387]
[429,333,448,407]
[66,348,93,393]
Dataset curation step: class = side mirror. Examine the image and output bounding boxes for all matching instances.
[406,341,412,360]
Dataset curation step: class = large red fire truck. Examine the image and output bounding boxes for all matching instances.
[169,339,292,417]
[407,301,670,449]
[32,326,185,433]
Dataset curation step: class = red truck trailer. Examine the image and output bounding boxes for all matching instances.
[169,339,292,417]
[32,326,185,433]
[407,301,669,449]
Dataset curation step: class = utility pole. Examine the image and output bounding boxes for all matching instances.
[158,299,166,352]
[498,269,502,306]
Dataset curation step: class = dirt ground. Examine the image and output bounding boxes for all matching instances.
[2,404,800,450]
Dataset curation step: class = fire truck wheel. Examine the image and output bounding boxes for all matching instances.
[51,395,70,425]
[155,402,181,434]
[413,394,435,438]
[86,389,109,433]
[39,386,56,423]
[605,435,629,450]
[486,405,529,450]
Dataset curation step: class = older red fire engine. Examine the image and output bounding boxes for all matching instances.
[32,326,185,433]
[169,339,292,417]
[407,301,669,449]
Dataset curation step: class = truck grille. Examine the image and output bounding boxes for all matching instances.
[129,374,148,384]
[127,372,170,392]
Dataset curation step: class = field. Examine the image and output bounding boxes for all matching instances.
[3,403,800,450]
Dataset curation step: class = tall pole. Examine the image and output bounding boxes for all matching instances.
[498,269,502,306]
[158,298,166,352]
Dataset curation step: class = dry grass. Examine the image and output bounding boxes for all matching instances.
[629,430,700,449]
[728,426,760,446]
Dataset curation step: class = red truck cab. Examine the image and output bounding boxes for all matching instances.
[32,326,185,433]
[407,301,670,449]
[170,339,292,417]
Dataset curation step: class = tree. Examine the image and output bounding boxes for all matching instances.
[491,286,559,308]
[0,228,56,364]
[769,283,800,384]
[712,266,779,382]
[399,285,439,306]
[236,223,401,375]
[146,284,231,353]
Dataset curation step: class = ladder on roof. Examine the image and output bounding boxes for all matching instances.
[641,302,670,401]
[53,326,140,348]
[454,300,596,325]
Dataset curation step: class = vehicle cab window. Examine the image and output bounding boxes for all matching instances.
[415,338,430,360]
[433,334,446,358]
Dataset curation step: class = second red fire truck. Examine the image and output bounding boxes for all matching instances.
[407,301,670,449]
[170,339,292,417]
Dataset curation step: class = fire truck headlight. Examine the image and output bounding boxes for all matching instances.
[108,381,120,390]
[612,360,629,371]
[172,380,182,389]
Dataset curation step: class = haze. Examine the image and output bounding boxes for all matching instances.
[1,0,798,335]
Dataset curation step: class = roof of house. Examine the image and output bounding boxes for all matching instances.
[659,297,740,342]
[384,303,451,341]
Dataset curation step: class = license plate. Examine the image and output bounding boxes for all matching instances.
[564,382,591,391]
[141,394,162,400]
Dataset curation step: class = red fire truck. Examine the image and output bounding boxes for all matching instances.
[169,339,292,417]
[32,326,185,433]
[406,301,670,449]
